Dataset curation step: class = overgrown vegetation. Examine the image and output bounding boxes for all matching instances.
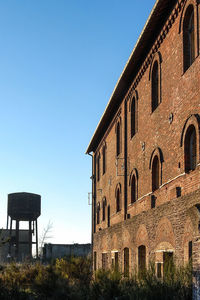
[0,257,193,299]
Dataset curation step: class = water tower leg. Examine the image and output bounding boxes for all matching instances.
[29,221,32,258]
[8,218,12,256]
[36,219,38,258]
[15,220,19,260]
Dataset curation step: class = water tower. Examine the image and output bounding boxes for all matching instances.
[7,192,41,260]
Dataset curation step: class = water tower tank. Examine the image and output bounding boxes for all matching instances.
[8,192,41,221]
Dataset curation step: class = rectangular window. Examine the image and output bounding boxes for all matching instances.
[157,263,162,278]
[94,251,97,271]
[102,253,108,270]
[115,252,119,271]
[102,147,106,174]
[189,241,192,260]
[97,155,100,181]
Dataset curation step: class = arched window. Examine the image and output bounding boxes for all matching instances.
[102,146,106,174]
[131,97,136,137]
[97,202,100,225]
[184,125,196,172]
[152,155,159,192]
[116,187,121,213]
[152,61,159,112]
[124,248,129,277]
[131,174,136,203]
[102,198,106,221]
[138,245,146,273]
[116,122,121,156]
[183,5,195,72]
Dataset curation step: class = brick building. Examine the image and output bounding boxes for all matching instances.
[86,0,200,286]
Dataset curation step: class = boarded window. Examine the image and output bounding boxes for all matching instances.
[152,155,159,191]
[131,175,136,203]
[152,61,159,112]
[184,125,196,172]
[124,248,129,277]
[131,97,136,137]
[183,5,195,72]
[116,122,121,156]
[138,245,146,272]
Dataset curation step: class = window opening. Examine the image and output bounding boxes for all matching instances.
[157,263,162,278]
[184,125,196,172]
[124,248,129,277]
[102,198,106,221]
[183,5,195,72]
[116,122,121,156]
[152,155,159,191]
[107,205,110,228]
[131,97,136,137]
[163,252,173,278]
[94,251,97,271]
[189,241,192,260]
[152,61,159,112]
[116,188,120,212]
[102,253,108,270]
[138,245,146,273]
[97,155,100,181]
[131,175,136,203]
[97,203,100,225]
[102,146,106,174]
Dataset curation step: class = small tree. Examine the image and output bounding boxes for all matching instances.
[39,221,53,258]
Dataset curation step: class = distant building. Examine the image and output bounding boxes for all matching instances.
[0,229,31,262]
[43,243,91,260]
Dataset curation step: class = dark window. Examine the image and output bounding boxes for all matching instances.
[189,241,192,260]
[152,155,159,191]
[115,252,119,272]
[151,195,156,208]
[102,253,108,270]
[183,5,195,72]
[102,146,106,174]
[157,263,162,278]
[102,198,106,221]
[124,248,129,277]
[163,252,173,278]
[97,155,100,181]
[116,122,121,156]
[131,97,137,137]
[97,203,100,224]
[107,205,110,228]
[116,188,121,212]
[138,245,146,273]
[185,125,196,172]
[94,251,97,271]
[152,61,159,112]
[131,175,136,203]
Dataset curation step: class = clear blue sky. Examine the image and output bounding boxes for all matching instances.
[0,0,156,244]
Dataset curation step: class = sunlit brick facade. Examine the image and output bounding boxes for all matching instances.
[86,0,200,294]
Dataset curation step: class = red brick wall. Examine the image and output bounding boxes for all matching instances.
[92,0,200,273]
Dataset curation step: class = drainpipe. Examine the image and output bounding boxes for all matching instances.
[124,99,128,220]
